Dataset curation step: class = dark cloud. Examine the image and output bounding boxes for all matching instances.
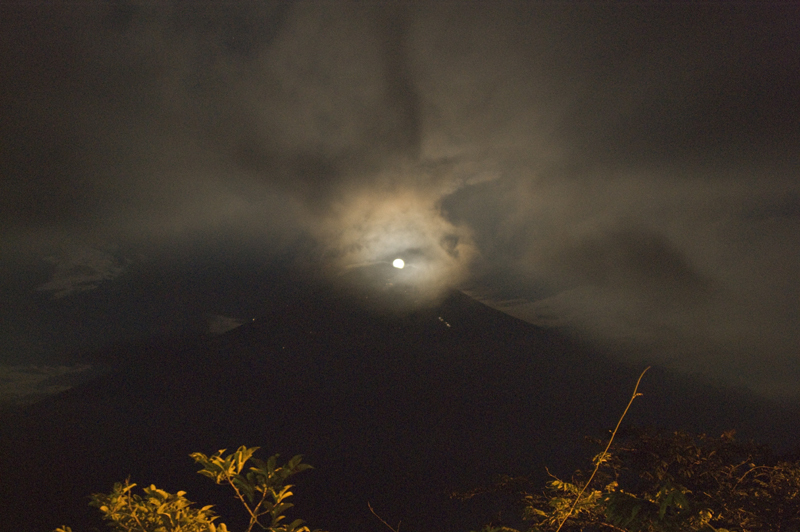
[1,2,798,397]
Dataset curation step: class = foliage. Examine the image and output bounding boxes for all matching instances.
[466,428,800,532]
[191,447,314,532]
[56,480,226,532]
[56,447,320,532]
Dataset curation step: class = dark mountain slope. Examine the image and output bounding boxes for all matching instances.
[1,281,797,532]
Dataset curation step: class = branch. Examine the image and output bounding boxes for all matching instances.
[554,366,650,532]
[368,502,401,532]
[732,464,774,491]
[122,481,148,532]
[223,471,263,532]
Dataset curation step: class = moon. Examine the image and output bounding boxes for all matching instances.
[392,258,405,269]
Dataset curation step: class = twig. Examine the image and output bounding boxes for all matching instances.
[732,464,773,491]
[554,366,650,532]
[368,502,401,532]
[223,471,262,532]
[123,479,148,532]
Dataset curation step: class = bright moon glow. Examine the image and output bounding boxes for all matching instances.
[392,258,405,269]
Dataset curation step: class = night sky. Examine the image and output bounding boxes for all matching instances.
[1,3,798,420]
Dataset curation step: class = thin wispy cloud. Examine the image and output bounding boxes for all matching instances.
[35,247,127,298]
[0,364,94,407]
[207,314,247,335]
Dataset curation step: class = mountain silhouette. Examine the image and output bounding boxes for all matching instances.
[2,268,798,532]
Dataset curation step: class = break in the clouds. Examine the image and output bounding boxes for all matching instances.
[1,2,798,397]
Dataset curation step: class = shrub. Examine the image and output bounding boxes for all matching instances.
[56,446,322,532]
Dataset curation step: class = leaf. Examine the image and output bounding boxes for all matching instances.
[233,475,256,504]
[656,485,689,520]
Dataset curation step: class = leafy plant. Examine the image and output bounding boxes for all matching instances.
[56,480,226,532]
[191,447,314,532]
[459,368,800,532]
[516,428,800,531]
[56,447,321,532]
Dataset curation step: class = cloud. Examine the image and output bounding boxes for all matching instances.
[452,168,799,398]
[35,246,127,298]
[1,2,798,397]
[0,364,94,408]
[207,315,246,335]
